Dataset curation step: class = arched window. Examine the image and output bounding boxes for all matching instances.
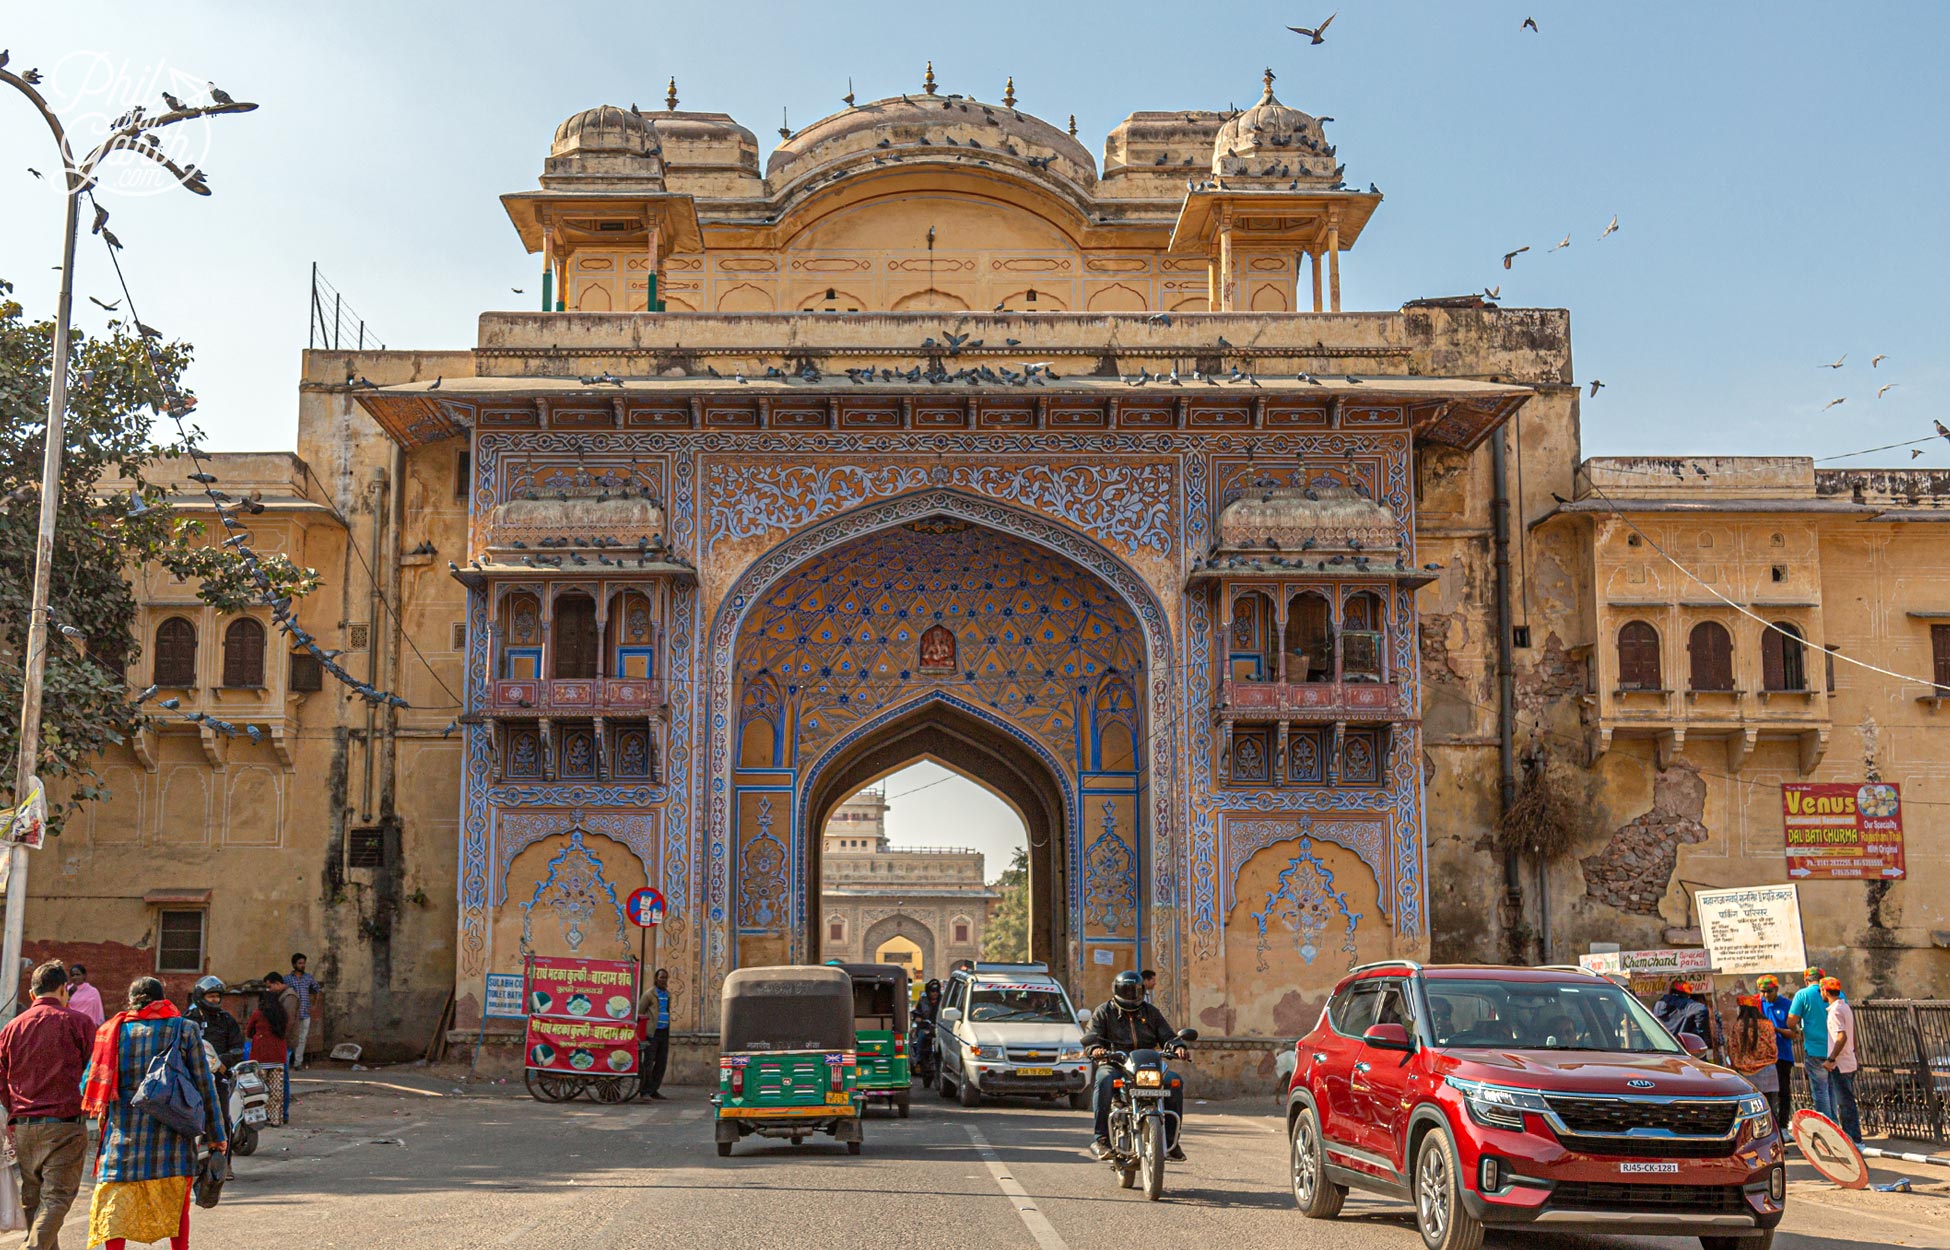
[1283,591,1333,683]
[552,594,599,679]
[221,618,266,688]
[1342,591,1386,683]
[953,918,972,944]
[500,592,542,679]
[1617,621,1662,691]
[154,617,198,687]
[828,918,844,943]
[1762,621,1807,692]
[1687,621,1734,692]
[1228,591,1277,682]
[607,591,655,680]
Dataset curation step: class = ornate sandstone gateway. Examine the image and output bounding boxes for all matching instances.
[348,69,1536,1065]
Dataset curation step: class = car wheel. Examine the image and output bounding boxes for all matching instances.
[1289,1106,1345,1218]
[1069,1089,1090,1111]
[1413,1129,1484,1250]
[1701,1237,1773,1250]
[847,1139,862,1156]
[959,1075,982,1108]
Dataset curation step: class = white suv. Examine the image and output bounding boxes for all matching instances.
[936,962,1090,1109]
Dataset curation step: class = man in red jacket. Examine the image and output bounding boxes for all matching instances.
[0,960,94,1249]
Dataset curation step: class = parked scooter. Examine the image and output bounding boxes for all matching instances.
[1097,1028,1197,1200]
[202,1039,272,1156]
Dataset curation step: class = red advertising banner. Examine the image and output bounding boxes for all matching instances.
[524,955,639,1073]
[1783,782,1905,880]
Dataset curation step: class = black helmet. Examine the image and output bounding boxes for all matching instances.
[924,979,941,993]
[192,975,225,998]
[1111,969,1145,1009]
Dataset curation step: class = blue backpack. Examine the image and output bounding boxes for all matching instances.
[130,1022,207,1138]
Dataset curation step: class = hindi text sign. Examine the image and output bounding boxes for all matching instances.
[523,955,639,1073]
[1695,884,1807,975]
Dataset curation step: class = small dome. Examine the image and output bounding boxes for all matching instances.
[1210,70,1337,180]
[765,92,1096,188]
[551,105,656,158]
[1216,482,1398,555]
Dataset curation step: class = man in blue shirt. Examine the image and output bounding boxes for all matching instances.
[1756,975,1795,1128]
[638,968,671,1101]
[1787,967,1833,1120]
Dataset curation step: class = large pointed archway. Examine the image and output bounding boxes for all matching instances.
[708,490,1173,1010]
[802,694,1072,969]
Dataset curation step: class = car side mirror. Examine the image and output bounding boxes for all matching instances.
[1676,1031,1708,1057]
[939,1007,961,1026]
[1177,1028,1199,1043]
[1363,1023,1413,1051]
[1077,1011,1092,1028]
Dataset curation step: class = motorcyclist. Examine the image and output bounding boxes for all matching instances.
[186,975,246,1068]
[910,979,943,1079]
[1082,970,1188,1161]
[913,979,943,1027]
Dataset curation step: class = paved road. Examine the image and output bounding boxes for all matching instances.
[29,1078,1949,1249]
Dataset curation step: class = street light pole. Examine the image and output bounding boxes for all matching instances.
[0,62,254,1015]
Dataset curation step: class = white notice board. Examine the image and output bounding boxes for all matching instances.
[1695,885,1807,976]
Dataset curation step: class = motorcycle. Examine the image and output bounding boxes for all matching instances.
[202,1041,272,1156]
[909,1017,940,1089]
[1096,1028,1197,1201]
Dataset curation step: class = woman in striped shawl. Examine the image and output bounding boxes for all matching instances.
[81,976,228,1248]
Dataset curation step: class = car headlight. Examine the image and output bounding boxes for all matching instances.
[1446,1077,1549,1131]
[969,1045,1000,1060]
[1737,1093,1774,1137]
[1058,1046,1085,1062]
[1134,1069,1164,1087]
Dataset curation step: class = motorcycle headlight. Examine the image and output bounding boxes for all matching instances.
[1446,1077,1549,1131]
[1737,1093,1774,1137]
[1134,1069,1164,1087]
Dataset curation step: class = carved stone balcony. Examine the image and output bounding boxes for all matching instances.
[1216,678,1411,724]
[485,677,667,718]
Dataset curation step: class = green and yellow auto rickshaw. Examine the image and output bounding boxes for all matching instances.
[829,962,911,1117]
[713,966,862,1157]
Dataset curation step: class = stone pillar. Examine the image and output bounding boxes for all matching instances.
[1207,259,1219,312]
[541,226,555,313]
[645,224,662,313]
[1309,249,1323,313]
[1326,217,1342,313]
[1218,213,1237,312]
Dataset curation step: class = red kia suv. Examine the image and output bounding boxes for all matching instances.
[1286,962,1785,1250]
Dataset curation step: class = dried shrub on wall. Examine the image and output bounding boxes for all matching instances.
[1499,749,1581,860]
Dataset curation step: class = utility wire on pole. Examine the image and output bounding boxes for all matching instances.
[0,58,255,1018]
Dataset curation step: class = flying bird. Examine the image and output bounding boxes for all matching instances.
[1287,12,1337,43]
[1502,246,1529,269]
[88,296,120,311]
[1821,397,1846,411]
[26,167,42,179]
[1521,16,1539,31]
[1599,214,1619,239]
[1588,379,1605,397]
[1549,233,1571,252]
[1820,354,1846,369]
[1482,285,1500,300]
[1913,449,1926,459]
[1877,384,1898,398]
[1872,354,1888,368]
[511,287,523,294]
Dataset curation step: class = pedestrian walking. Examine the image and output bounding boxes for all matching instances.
[82,976,228,1250]
[285,953,321,1069]
[1756,975,1795,1129]
[1821,976,1862,1144]
[1727,995,1781,1129]
[1788,967,1835,1120]
[63,966,103,1031]
[637,969,670,1100]
[244,979,290,1126]
[0,961,93,1249]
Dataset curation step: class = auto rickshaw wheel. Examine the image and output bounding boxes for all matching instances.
[716,1141,733,1158]
[895,1092,911,1118]
[791,1134,804,1146]
[848,1139,862,1155]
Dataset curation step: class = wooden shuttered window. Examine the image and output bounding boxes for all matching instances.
[1687,621,1734,691]
[154,617,198,687]
[1616,621,1662,691]
[1933,624,1950,694]
[221,617,266,687]
[1761,622,1806,692]
[552,595,599,679]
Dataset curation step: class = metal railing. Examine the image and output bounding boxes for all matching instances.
[1788,999,1950,1143]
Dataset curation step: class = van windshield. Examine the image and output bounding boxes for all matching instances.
[966,984,1073,1024]
[1425,978,1681,1054]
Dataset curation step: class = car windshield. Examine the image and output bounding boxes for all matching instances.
[966,985,1074,1024]
[1425,978,1682,1054]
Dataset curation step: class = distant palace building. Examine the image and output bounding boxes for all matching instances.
[818,790,995,977]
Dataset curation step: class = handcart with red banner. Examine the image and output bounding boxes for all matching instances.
[522,954,641,1103]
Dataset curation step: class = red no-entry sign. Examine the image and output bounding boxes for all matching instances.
[627,887,666,928]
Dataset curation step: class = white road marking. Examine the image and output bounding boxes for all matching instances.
[964,1123,1070,1250]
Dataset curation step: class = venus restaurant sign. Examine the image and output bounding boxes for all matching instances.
[1782,782,1904,880]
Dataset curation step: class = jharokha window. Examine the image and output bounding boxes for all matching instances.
[153,617,198,687]
[221,617,266,688]
[1228,591,1277,682]
[552,594,599,680]
[501,592,542,679]
[1616,621,1662,691]
[1283,591,1333,683]
[1687,620,1734,692]
[1762,621,1807,692]
[607,591,655,679]
[1341,591,1385,683]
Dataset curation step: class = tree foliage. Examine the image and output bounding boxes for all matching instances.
[0,279,316,827]
[982,846,1030,963]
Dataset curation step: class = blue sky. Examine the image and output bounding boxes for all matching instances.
[4,1,1943,464]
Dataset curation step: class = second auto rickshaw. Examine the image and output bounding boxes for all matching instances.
[829,962,912,1117]
[713,965,863,1157]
